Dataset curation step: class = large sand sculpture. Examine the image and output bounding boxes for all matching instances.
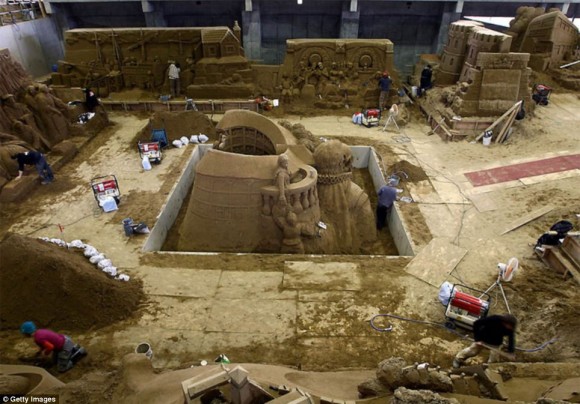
[54,26,396,109]
[177,110,377,254]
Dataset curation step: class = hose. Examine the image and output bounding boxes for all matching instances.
[369,313,558,353]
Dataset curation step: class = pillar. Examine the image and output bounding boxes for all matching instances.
[142,0,166,28]
[340,0,360,38]
[242,0,261,61]
[434,1,462,54]
[561,2,570,14]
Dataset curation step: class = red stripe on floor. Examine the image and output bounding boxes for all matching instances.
[465,154,580,187]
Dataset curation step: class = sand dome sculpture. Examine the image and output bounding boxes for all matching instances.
[177,110,320,253]
[177,110,376,254]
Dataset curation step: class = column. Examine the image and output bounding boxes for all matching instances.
[434,1,462,54]
[340,0,360,38]
[142,0,166,28]
[242,0,261,61]
[561,2,570,14]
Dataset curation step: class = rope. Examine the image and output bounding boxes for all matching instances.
[369,313,558,353]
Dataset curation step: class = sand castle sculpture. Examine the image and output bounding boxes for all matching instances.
[436,20,532,117]
[54,25,396,109]
[177,110,376,254]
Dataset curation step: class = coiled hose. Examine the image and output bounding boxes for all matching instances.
[369,313,558,353]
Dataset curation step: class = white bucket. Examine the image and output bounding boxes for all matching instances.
[482,136,492,146]
[411,86,418,97]
[135,342,153,360]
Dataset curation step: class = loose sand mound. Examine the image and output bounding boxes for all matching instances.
[0,233,144,331]
[134,110,216,144]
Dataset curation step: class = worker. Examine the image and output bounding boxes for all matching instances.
[20,321,86,373]
[419,64,433,95]
[378,71,392,110]
[168,61,181,97]
[453,314,517,368]
[83,87,99,112]
[11,150,54,185]
[376,182,398,230]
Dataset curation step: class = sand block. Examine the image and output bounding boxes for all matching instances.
[543,377,580,402]
[404,238,467,287]
[0,364,65,394]
[216,271,296,300]
[469,193,497,213]
[283,261,361,291]
[407,180,441,204]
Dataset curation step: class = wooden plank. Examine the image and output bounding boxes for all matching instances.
[495,108,518,144]
[405,238,467,287]
[499,205,554,235]
[475,101,522,141]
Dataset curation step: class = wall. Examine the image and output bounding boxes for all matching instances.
[0,17,64,78]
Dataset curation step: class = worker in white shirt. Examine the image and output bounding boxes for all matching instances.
[168,61,181,97]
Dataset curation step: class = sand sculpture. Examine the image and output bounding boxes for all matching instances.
[0,49,110,193]
[177,110,376,254]
[55,26,396,108]
[435,21,532,117]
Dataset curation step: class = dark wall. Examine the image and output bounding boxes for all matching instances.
[359,1,445,74]
[161,1,243,27]
[65,2,145,27]
[260,0,342,64]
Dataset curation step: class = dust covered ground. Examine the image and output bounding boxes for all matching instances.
[0,93,579,402]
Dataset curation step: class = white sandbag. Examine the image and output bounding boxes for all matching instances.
[83,246,98,257]
[102,266,118,277]
[97,259,113,269]
[50,238,67,247]
[180,136,189,145]
[190,134,209,144]
[38,237,50,242]
[172,140,183,148]
[69,240,85,249]
[116,274,130,281]
[89,254,105,264]
[438,281,454,306]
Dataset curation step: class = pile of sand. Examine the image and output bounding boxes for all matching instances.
[0,233,144,331]
[135,111,216,144]
[388,160,428,183]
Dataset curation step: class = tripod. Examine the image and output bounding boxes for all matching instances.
[382,111,400,133]
[481,271,511,314]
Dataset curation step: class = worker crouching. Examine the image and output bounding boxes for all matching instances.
[20,321,87,372]
[453,314,517,368]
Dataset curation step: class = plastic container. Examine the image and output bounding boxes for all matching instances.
[482,136,492,146]
[135,342,153,360]
[142,155,152,171]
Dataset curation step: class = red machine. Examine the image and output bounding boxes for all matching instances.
[138,141,162,164]
[445,284,490,330]
[361,108,381,128]
[90,175,121,209]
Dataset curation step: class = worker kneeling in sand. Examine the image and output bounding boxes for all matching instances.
[453,314,517,368]
[20,321,86,372]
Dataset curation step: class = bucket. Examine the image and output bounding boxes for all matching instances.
[482,136,492,146]
[135,342,153,360]
[388,175,400,186]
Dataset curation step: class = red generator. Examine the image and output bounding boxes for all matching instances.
[361,108,381,128]
[445,285,490,330]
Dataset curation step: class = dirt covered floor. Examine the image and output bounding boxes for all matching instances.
[0,93,579,402]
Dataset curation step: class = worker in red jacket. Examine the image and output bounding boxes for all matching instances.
[453,314,517,368]
[20,321,86,372]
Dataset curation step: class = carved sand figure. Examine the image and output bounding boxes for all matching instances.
[279,74,294,103]
[274,210,317,254]
[0,132,34,184]
[23,85,47,135]
[35,85,70,144]
[313,140,376,254]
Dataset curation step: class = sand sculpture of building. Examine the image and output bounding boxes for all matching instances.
[177,110,376,254]
[53,26,251,97]
[435,21,532,117]
[518,11,579,71]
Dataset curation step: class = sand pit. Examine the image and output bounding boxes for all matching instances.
[133,110,216,145]
[0,233,144,331]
